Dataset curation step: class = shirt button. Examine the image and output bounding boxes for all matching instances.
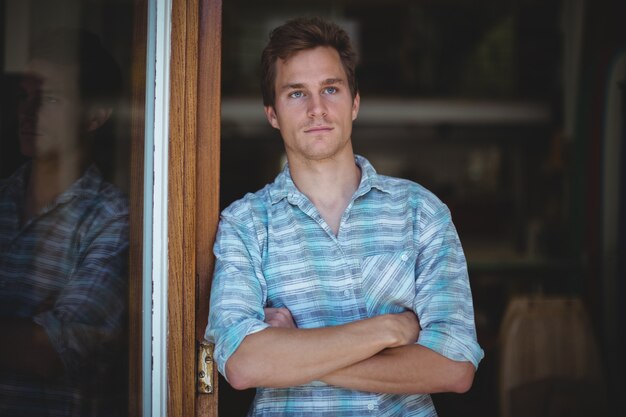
[343,289,350,297]
[367,403,375,411]
[401,253,409,261]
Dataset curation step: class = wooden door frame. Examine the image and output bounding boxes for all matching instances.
[167,0,221,416]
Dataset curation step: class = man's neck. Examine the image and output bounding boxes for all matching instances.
[22,153,85,223]
[288,151,361,235]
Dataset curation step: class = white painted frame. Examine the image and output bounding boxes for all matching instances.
[143,0,172,415]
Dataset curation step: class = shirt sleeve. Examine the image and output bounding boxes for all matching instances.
[205,216,270,380]
[412,204,484,369]
[33,212,129,381]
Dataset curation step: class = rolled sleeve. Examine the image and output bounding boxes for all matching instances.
[33,214,128,379]
[205,217,269,379]
[413,205,484,369]
[207,316,269,379]
[418,323,484,369]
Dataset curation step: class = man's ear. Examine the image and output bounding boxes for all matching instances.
[84,106,113,132]
[351,92,360,121]
[264,106,280,130]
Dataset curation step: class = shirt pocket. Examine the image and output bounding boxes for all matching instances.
[360,250,416,316]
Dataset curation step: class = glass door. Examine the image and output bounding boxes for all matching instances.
[0,0,148,415]
[1,1,222,416]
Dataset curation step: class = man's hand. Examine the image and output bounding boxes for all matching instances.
[264,307,297,328]
[386,310,420,348]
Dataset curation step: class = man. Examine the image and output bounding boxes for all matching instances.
[0,29,128,416]
[206,17,483,416]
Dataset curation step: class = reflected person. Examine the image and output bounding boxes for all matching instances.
[0,29,129,416]
[207,17,483,416]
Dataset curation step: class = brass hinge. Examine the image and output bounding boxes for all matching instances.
[197,341,214,394]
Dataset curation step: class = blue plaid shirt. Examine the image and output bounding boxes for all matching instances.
[206,155,483,416]
[0,164,129,416]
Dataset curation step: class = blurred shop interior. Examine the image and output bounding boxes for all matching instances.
[219,0,625,416]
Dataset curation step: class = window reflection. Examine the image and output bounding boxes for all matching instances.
[0,1,138,416]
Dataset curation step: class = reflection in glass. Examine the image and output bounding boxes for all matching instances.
[0,2,139,416]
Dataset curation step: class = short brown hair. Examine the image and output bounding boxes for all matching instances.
[260,17,358,107]
[29,28,122,106]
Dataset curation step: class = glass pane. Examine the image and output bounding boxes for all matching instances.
[0,1,145,416]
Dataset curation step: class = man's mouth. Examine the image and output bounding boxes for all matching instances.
[19,122,41,136]
[19,129,40,137]
[304,125,333,133]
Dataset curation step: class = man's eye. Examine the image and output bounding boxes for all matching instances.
[289,91,304,99]
[43,95,60,104]
[323,87,337,94]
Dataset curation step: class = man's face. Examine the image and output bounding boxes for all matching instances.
[264,46,360,163]
[18,58,84,160]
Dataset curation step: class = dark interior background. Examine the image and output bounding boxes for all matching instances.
[219,0,626,416]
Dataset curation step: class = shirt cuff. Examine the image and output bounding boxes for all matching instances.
[417,327,484,369]
[208,318,270,380]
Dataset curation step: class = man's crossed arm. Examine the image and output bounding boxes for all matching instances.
[225,308,475,394]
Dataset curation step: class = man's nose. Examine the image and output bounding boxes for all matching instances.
[307,94,327,118]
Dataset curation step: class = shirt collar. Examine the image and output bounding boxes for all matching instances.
[269,154,391,205]
[61,164,104,202]
[354,154,390,197]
